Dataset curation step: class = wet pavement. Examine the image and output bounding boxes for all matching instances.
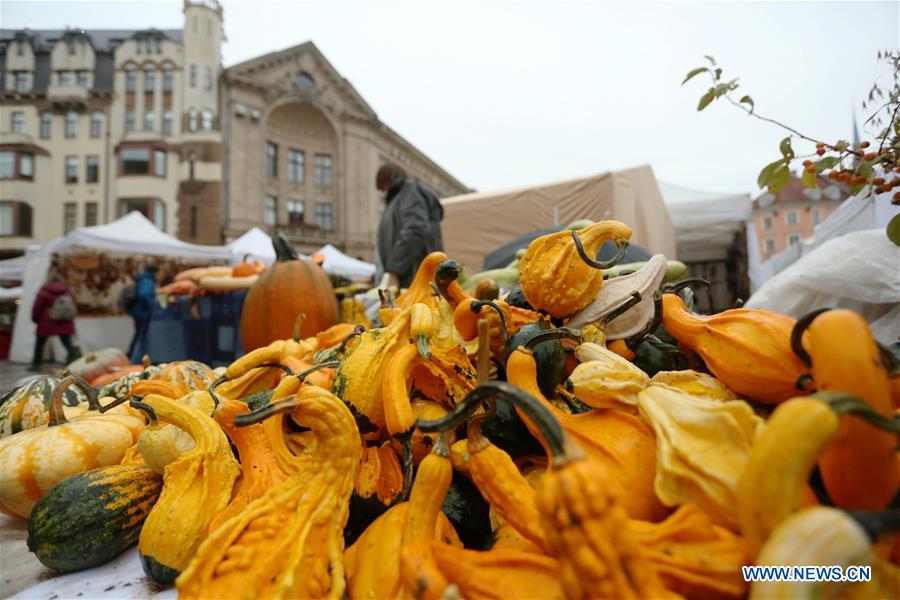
[0,360,66,394]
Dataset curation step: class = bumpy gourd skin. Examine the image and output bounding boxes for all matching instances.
[177,386,360,599]
[660,293,806,404]
[137,395,240,584]
[519,220,632,319]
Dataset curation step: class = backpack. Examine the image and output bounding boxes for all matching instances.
[48,294,77,322]
[119,283,137,314]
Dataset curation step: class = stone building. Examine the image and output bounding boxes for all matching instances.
[751,175,848,260]
[0,0,467,259]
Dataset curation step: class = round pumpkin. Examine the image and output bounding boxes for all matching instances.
[232,254,267,278]
[0,375,92,437]
[240,233,339,351]
[66,348,130,384]
[153,361,216,395]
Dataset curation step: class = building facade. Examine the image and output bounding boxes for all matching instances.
[751,175,848,261]
[0,0,467,259]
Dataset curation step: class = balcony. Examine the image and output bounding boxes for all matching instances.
[47,84,90,108]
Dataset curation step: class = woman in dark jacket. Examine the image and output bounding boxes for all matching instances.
[30,271,78,370]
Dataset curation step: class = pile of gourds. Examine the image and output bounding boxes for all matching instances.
[1,218,898,600]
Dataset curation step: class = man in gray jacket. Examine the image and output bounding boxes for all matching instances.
[374,163,444,289]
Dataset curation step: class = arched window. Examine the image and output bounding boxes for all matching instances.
[293,72,315,92]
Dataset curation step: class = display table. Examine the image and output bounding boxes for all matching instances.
[0,515,174,599]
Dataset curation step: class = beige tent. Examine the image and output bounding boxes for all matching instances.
[441,165,677,269]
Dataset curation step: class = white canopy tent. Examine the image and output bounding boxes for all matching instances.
[658,182,752,262]
[227,227,277,264]
[10,212,232,364]
[314,244,376,281]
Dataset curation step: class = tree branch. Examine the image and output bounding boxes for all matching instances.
[878,100,900,156]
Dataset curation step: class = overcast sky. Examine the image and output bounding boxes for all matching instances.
[2,0,898,195]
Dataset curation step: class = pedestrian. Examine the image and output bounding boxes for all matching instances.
[30,270,78,371]
[374,163,445,290]
[125,263,158,360]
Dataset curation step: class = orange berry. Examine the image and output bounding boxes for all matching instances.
[802,159,813,167]
[893,191,900,202]
[860,141,870,149]
[816,148,826,156]
[875,187,886,194]
[816,142,825,148]
[873,177,885,186]
[863,152,876,161]
[804,166,816,174]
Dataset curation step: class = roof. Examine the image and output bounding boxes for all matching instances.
[0,28,182,53]
[752,175,849,210]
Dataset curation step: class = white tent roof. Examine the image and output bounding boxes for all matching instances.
[314,244,375,281]
[41,211,232,260]
[0,254,29,281]
[659,182,751,262]
[227,227,277,263]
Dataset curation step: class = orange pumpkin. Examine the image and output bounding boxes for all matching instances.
[154,361,217,394]
[232,254,267,278]
[240,234,339,351]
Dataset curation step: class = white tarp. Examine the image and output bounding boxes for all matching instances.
[314,244,375,281]
[0,286,22,301]
[227,227,276,263]
[746,229,899,344]
[659,182,751,262]
[0,255,29,281]
[10,212,232,364]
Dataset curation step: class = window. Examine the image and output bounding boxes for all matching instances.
[266,143,278,177]
[144,68,155,92]
[19,153,33,179]
[76,70,88,87]
[287,200,304,224]
[762,216,773,230]
[65,156,78,183]
[90,111,102,138]
[125,110,135,132]
[154,150,166,176]
[120,198,165,229]
[786,211,799,226]
[64,202,77,234]
[288,150,305,183]
[0,201,33,237]
[812,210,821,225]
[201,110,213,131]
[265,195,277,226]
[85,202,98,227]
[188,150,196,180]
[121,148,150,175]
[205,66,213,90]
[314,154,332,187]
[188,110,198,132]
[0,152,14,179]
[788,233,800,246]
[14,71,29,93]
[144,110,155,131]
[162,111,173,135]
[764,238,775,255]
[190,64,197,88]
[125,69,136,92]
[293,72,315,91]
[86,155,99,183]
[162,68,173,92]
[314,203,333,230]
[190,205,198,238]
[65,111,78,138]
[11,111,24,134]
[58,70,73,85]
[40,112,52,139]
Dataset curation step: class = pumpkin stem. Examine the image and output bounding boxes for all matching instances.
[814,391,900,434]
[476,319,491,385]
[141,354,151,368]
[466,398,497,452]
[520,327,582,350]
[233,394,302,426]
[470,300,509,346]
[848,509,900,542]
[435,259,462,303]
[622,292,663,351]
[338,327,365,354]
[790,307,832,368]
[48,375,80,426]
[272,233,299,262]
[98,393,130,413]
[571,230,629,270]
[661,277,710,295]
[296,361,340,382]
[61,370,100,410]
[599,290,642,325]
[129,399,158,425]
[292,313,307,342]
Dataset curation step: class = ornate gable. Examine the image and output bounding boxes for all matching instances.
[225,41,376,120]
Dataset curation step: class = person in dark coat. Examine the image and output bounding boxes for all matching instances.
[30,271,77,370]
[375,163,445,289]
[127,264,158,360]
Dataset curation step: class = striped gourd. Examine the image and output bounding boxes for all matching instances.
[27,465,162,572]
[0,375,90,437]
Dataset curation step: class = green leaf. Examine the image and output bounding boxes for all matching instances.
[757,159,786,188]
[815,156,839,172]
[888,213,900,246]
[739,95,754,112]
[682,67,708,85]
[849,182,866,196]
[704,55,717,65]
[697,90,716,111]
[834,140,850,152]
[779,136,795,160]
[801,168,817,188]
[767,164,791,194]
[857,160,873,180]
[714,68,722,80]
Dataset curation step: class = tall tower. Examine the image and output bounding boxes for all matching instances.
[182,0,222,123]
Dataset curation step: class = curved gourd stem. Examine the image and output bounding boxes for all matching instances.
[465,398,497,453]
[233,394,302,427]
[208,362,295,407]
[435,259,462,303]
[661,277,711,295]
[338,327,365,354]
[520,327,582,350]
[571,230,629,269]
[470,300,510,346]
[416,381,577,467]
[292,313,307,342]
[790,307,832,367]
[296,361,341,382]
[61,370,100,410]
[623,292,663,351]
[128,399,158,425]
[48,375,81,426]
[848,509,900,542]
[815,391,900,434]
[600,290,642,325]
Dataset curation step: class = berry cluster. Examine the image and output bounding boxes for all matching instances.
[802,141,900,204]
